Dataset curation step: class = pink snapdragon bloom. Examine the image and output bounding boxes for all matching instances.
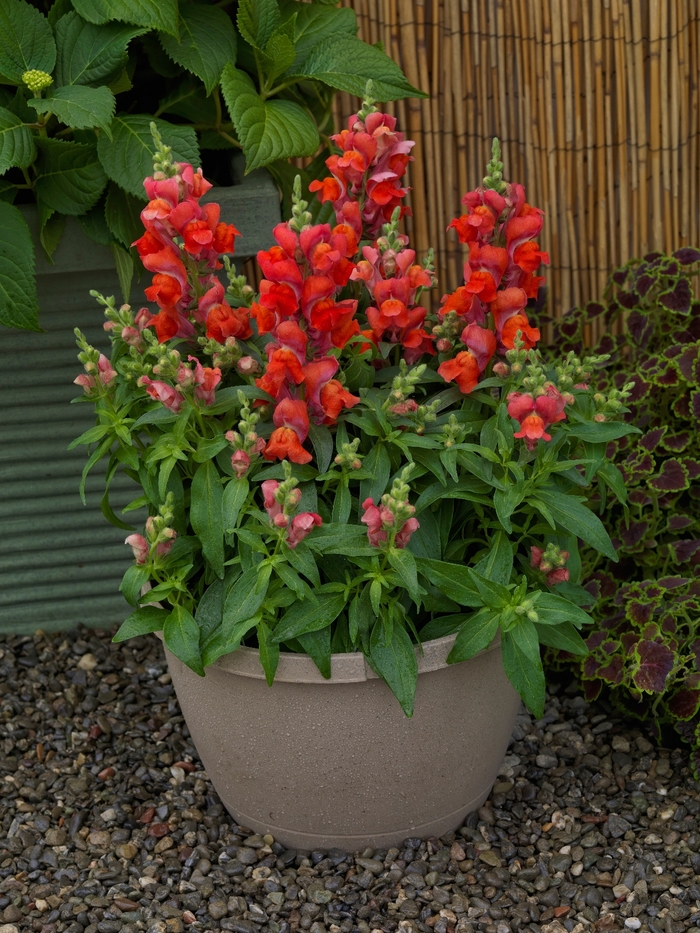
[286,513,323,549]
[507,386,568,449]
[125,533,148,564]
[395,516,420,549]
[231,450,251,479]
[361,498,419,549]
[262,480,284,523]
[138,376,183,413]
[74,354,116,393]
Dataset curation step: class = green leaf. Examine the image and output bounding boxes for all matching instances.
[105,182,144,248]
[0,105,34,173]
[190,460,224,578]
[119,563,149,607]
[414,477,491,514]
[257,618,280,686]
[359,443,391,504]
[283,2,357,69]
[71,0,179,37]
[418,612,464,643]
[111,242,133,303]
[194,578,224,643]
[597,461,629,507]
[331,476,351,525]
[446,608,499,663]
[54,12,146,87]
[388,547,423,604]
[34,138,107,216]
[163,604,204,676]
[368,621,417,716]
[534,620,588,655]
[271,590,345,643]
[97,115,199,197]
[567,421,641,443]
[38,207,65,262]
[220,64,319,172]
[0,0,56,83]
[112,605,169,641]
[501,621,545,718]
[473,531,513,585]
[29,84,116,136]
[534,592,594,629]
[158,77,218,124]
[159,2,237,95]
[297,626,331,678]
[261,33,296,83]
[415,557,484,608]
[284,540,321,587]
[293,35,426,100]
[307,422,333,474]
[223,564,271,632]
[237,0,280,50]
[467,569,511,610]
[78,195,112,246]
[223,477,249,532]
[0,202,38,331]
[534,487,618,561]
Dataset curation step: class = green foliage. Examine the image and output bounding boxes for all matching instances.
[0,0,422,329]
[0,200,38,330]
[540,249,700,772]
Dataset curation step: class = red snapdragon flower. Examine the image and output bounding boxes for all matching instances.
[507,386,568,449]
[264,398,312,464]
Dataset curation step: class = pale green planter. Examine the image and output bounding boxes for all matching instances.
[0,162,280,634]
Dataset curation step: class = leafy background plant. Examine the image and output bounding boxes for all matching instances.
[0,0,423,330]
[538,248,700,773]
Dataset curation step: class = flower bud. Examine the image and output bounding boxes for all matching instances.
[237,355,260,375]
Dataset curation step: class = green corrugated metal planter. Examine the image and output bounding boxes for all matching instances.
[0,161,281,634]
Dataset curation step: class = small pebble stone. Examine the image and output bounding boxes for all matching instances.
[0,626,698,933]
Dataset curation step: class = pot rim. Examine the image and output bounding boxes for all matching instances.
[159,630,500,684]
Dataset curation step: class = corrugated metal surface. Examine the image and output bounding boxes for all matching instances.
[0,167,280,634]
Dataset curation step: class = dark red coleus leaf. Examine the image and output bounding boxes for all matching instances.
[627,309,654,345]
[628,489,652,506]
[665,343,684,360]
[692,391,700,419]
[640,427,667,452]
[660,613,677,634]
[586,301,605,319]
[626,600,657,626]
[560,319,579,338]
[682,458,700,480]
[598,656,625,685]
[620,292,642,311]
[664,432,691,452]
[624,450,655,476]
[601,638,621,656]
[670,539,700,562]
[657,575,690,589]
[633,640,675,692]
[628,378,651,403]
[667,688,700,720]
[689,487,700,500]
[640,621,662,641]
[648,458,689,492]
[584,579,602,601]
[598,335,615,355]
[687,672,700,689]
[636,273,655,297]
[655,365,680,387]
[586,631,608,650]
[619,519,651,548]
[674,247,700,265]
[612,269,628,286]
[583,678,603,701]
[660,278,692,314]
[638,582,665,599]
[672,393,691,418]
[621,632,639,653]
[668,514,694,531]
[583,655,602,678]
[675,343,700,383]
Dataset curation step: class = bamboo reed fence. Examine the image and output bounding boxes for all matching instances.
[322,0,700,319]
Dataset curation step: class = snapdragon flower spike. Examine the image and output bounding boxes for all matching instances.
[261,474,322,549]
[437,322,497,394]
[361,465,420,549]
[309,96,414,239]
[440,138,547,356]
[530,544,570,586]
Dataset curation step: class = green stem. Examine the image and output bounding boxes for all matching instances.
[264,78,301,98]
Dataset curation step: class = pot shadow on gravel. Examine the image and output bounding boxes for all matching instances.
[1,626,699,933]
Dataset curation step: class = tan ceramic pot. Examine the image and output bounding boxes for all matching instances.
[162,633,520,851]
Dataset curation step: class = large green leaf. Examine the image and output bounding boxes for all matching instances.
[368,622,418,717]
[190,460,224,579]
[194,578,224,643]
[534,620,588,655]
[387,546,423,605]
[222,565,272,633]
[0,201,38,330]
[0,105,34,173]
[446,608,499,664]
[159,2,237,95]
[105,182,143,248]
[567,421,641,443]
[71,0,179,37]
[96,114,199,197]
[297,626,331,679]
[222,477,249,532]
[533,487,618,561]
[534,592,594,629]
[220,64,319,172]
[113,605,169,642]
[280,2,356,69]
[270,590,345,643]
[293,35,426,100]
[415,557,484,608]
[237,0,281,50]
[29,85,115,136]
[0,0,56,84]
[359,442,391,504]
[473,531,513,585]
[257,619,280,686]
[501,621,545,718]
[163,604,204,676]
[54,12,146,87]
[34,138,106,216]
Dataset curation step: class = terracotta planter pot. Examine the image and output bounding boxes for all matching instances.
[163,632,521,851]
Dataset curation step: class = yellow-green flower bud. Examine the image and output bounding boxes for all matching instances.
[22,70,53,93]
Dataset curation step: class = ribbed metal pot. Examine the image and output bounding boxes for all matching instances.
[163,633,521,851]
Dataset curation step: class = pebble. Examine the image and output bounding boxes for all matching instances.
[0,626,698,933]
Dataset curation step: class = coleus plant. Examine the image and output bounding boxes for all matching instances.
[538,250,700,770]
[73,100,635,719]
[0,0,421,330]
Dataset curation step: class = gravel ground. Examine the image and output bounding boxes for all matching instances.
[1,627,699,933]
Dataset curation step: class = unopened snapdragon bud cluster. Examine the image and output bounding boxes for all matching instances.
[225,392,266,478]
[334,438,363,471]
[150,122,178,179]
[383,360,425,411]
[223,257,255,309]
[592,382,634,422]
[288,176,313,234]
[381,464,418,527]
[441,413,468,448]
[197,335,242,371]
